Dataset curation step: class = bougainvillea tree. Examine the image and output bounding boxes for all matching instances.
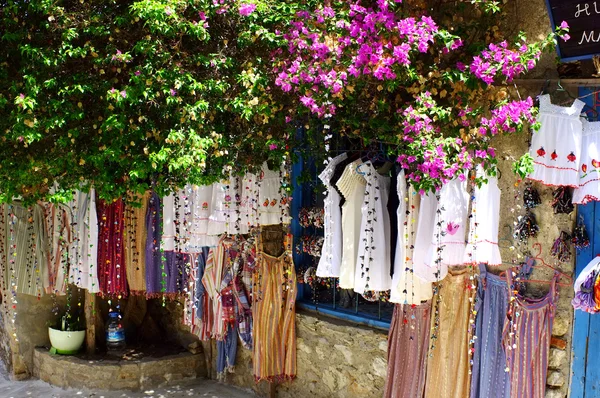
[0,0,568,201]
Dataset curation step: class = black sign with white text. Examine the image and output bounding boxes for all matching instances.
[546,0,600,60]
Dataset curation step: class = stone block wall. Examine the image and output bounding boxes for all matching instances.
[219,312,389,398]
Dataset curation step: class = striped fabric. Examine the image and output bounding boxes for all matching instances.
[252,232,297,382]
[124,191,149,293]
[145,191,163,295]
[503,270,558,398]
[202,240,225,340]
[424,268,475,398]
[384,301,431,398]
[3,203,48,297]
[470,264,510,398]
[43,202,72,295]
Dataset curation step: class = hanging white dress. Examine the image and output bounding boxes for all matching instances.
[258,161,291,225]
[162,192,176,251]
[423,177,469,281]
[186,184,219,251]
[207,173,241,235]
[337,159,366,289]
[464,166,502,265]
[68,189,100,293]
[390,174,433,304]
[528,94,585,187]
[413,192,438,283]
[354,162,392,294]
[574,120,600,204]
[316,153,348,278]
[239,172,260,234]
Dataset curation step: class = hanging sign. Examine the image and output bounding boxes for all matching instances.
[545,0,600,61]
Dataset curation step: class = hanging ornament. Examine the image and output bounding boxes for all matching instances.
[513,211,539,242]
[551,231,572,263]
[573,216,591,250]
[551,187,574,214]
[523,183,541,209]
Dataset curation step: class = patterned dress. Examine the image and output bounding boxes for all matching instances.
[252,229,297,382]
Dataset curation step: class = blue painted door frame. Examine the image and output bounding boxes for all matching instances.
[571,87,600,397]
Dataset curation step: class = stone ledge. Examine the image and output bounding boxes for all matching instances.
[32,348,207,391]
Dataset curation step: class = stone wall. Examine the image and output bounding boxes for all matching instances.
[219,311,389,398]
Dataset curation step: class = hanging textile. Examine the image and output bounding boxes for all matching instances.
[424,176,469,282]
[503,270,559,398]
[354,161,392,295]
[384,301,431,398]
[258,161,291,226]
[527,94,584,187]
[190,248,214,341]
[424,268,475,398]
[239,172,260,234]
[470,264,510,398]
[252,228,296,382]
[574,120,600,204]
[97,198,127,295]
[336,159,366,290]
[207,176,242,235]
[390,174,432,304]
[68,189,100,293]
[2,203,48,297]
[186,185,219,250]
[464,166,502,265]
[124,191,149,293]
[43,202,72,295]
[145,191,163,296]
[412,193,438,283]
[163,251,189,294]
[316,152,347,278]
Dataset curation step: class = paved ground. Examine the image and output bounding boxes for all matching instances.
[0,362,256,398]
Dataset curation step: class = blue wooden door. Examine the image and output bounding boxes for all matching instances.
[571,87,600,397]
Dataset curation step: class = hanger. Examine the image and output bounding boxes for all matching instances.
[499,242,573,287]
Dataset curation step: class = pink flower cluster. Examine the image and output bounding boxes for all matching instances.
[274,1,440,116]
[468,41,541,84]
[479,97,535,135]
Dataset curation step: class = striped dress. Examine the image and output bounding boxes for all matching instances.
[97,198,128,295]
[124,191,149,293]
[2,203,48,297]
[503,270,558,398]
[252,231,297,382]
[424,268,475,398]
[470,264,510,398]
[384,301,432,398]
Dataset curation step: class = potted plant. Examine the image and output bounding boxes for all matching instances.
[48,310,85,355]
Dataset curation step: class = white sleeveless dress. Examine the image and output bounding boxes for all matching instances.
[573,120,600,204]
[464,166,502,265]
[316,153,348,278]
[412,192,438,283]
[336,159,366,289]
[528,94,584,187]
[390,172,433,304]
[354,162,392,294]
[423,177,469,282]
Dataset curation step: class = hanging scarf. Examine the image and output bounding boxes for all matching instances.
[145,191,163,296]
[97,198,128,296]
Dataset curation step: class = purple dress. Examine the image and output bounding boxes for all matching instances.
[470,264,510,398]
[145,192,163,295]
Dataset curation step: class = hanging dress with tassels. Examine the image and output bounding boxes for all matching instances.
[503,270,559,398]
[252,230,297,382]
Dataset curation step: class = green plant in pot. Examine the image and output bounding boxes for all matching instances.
[48,310,86,355]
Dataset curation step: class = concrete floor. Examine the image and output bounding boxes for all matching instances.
[0,362,256,398]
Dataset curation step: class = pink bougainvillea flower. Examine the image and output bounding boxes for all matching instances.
[239,3,257,16]
[269,144,278,150]
[170,88,177,96]
[120,90,127,98]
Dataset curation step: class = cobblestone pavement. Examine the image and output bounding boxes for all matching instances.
[0,362,255,398]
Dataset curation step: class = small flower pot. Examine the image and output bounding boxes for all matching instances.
[48,327,85,355]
